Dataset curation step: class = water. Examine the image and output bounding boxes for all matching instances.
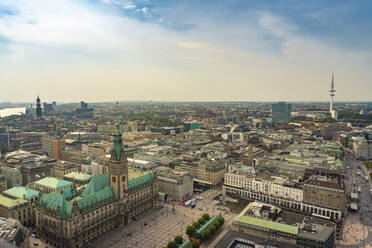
[0,107,26,118]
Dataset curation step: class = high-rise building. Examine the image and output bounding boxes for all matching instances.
[36,95,42,118]
[74,101,94,118]
[41,137,66,159]
[43,102,54,113]
[272,102,291,123]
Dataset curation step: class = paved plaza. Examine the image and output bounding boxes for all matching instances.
[93,188,237,248]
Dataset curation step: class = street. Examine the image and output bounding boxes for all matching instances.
[339,150,372,248]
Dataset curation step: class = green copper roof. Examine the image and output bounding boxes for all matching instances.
[62,186,77,200]
[0,194,28,208]
[76,187,114,211]
[35,177,73,189]
[39,192,73,219]
[39,173,114,219]
[111,119,126,161]
[4,186,39,200]
[64,171,93,181]
[234,203,298,236]
[81,173,109,196]
[128,172,154,189]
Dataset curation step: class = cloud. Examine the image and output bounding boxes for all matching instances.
[177,42,209,49]
[0,0,371,102]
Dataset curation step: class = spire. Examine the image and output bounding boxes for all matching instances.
[111,102,125,161]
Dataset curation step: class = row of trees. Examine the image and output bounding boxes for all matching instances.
[186,214,225,242]
[165,235,184,248]
[186,213,212,236]
[201,215,224,241]
[164,214,225,248]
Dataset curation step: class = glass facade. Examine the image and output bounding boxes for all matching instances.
[272,102,291,123]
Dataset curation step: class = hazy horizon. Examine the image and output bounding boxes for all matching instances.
[1,0,372,102]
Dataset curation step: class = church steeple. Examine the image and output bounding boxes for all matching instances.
[36,94,42,118]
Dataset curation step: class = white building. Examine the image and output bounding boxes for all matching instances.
[352,136,372,160]
[223,171,342,220]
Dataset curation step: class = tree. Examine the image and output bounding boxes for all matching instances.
[208,224,216,234]
[167,241,177,248]
[201,229,211,241]
[217,216,225,225]
[198,217,205,225]
[213,220,221,230]
[186,225,195,236]
[191,240,200,248]
[193,221,200,229]
[202,213,210,221]
[174,235,183,244]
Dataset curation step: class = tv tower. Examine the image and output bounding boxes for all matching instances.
[329,74,338,119]
[329,73,336,112]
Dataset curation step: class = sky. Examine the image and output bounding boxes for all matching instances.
[0,0,372,103]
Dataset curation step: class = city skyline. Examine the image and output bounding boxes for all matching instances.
[1,0,372,102]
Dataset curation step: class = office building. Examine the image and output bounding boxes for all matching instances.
[41,137,66,159]
[49,161,80,179]
[157,166,193,201]
[272,102,291,123]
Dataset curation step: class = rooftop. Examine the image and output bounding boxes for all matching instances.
[235,202,298,236]
[64,171,93,181]
[128,172,154,189]
[34,177,73,189]
[0,194,28,208]
[234,202,335,241]
[3,186,39,199]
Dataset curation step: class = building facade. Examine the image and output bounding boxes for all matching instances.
[223,172,343,220]
[50,161,80,179]
[272,102,291,124]
[0,194,33,227]
[181,160,225,186]
[34,121,158,247]
[157,166,193,201]
[42,137,66,159]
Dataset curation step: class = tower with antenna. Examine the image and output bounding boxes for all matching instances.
[329,74,338,120]
[329,74,335,112]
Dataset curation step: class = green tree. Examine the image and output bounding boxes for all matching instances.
[193,222,199,229]
[186,225,195,236]
[191,240,200,248]
[202,213,210,221]
[208,224,216,234]
[167,241,177,248]
[202,229,211,241]
[174,235,183,244]
[217,216,225,225]
[198,217,205,225]
[213,220,221,230]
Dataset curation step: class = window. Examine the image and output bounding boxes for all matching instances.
[112,176,116,183]
[122,176,125,181]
